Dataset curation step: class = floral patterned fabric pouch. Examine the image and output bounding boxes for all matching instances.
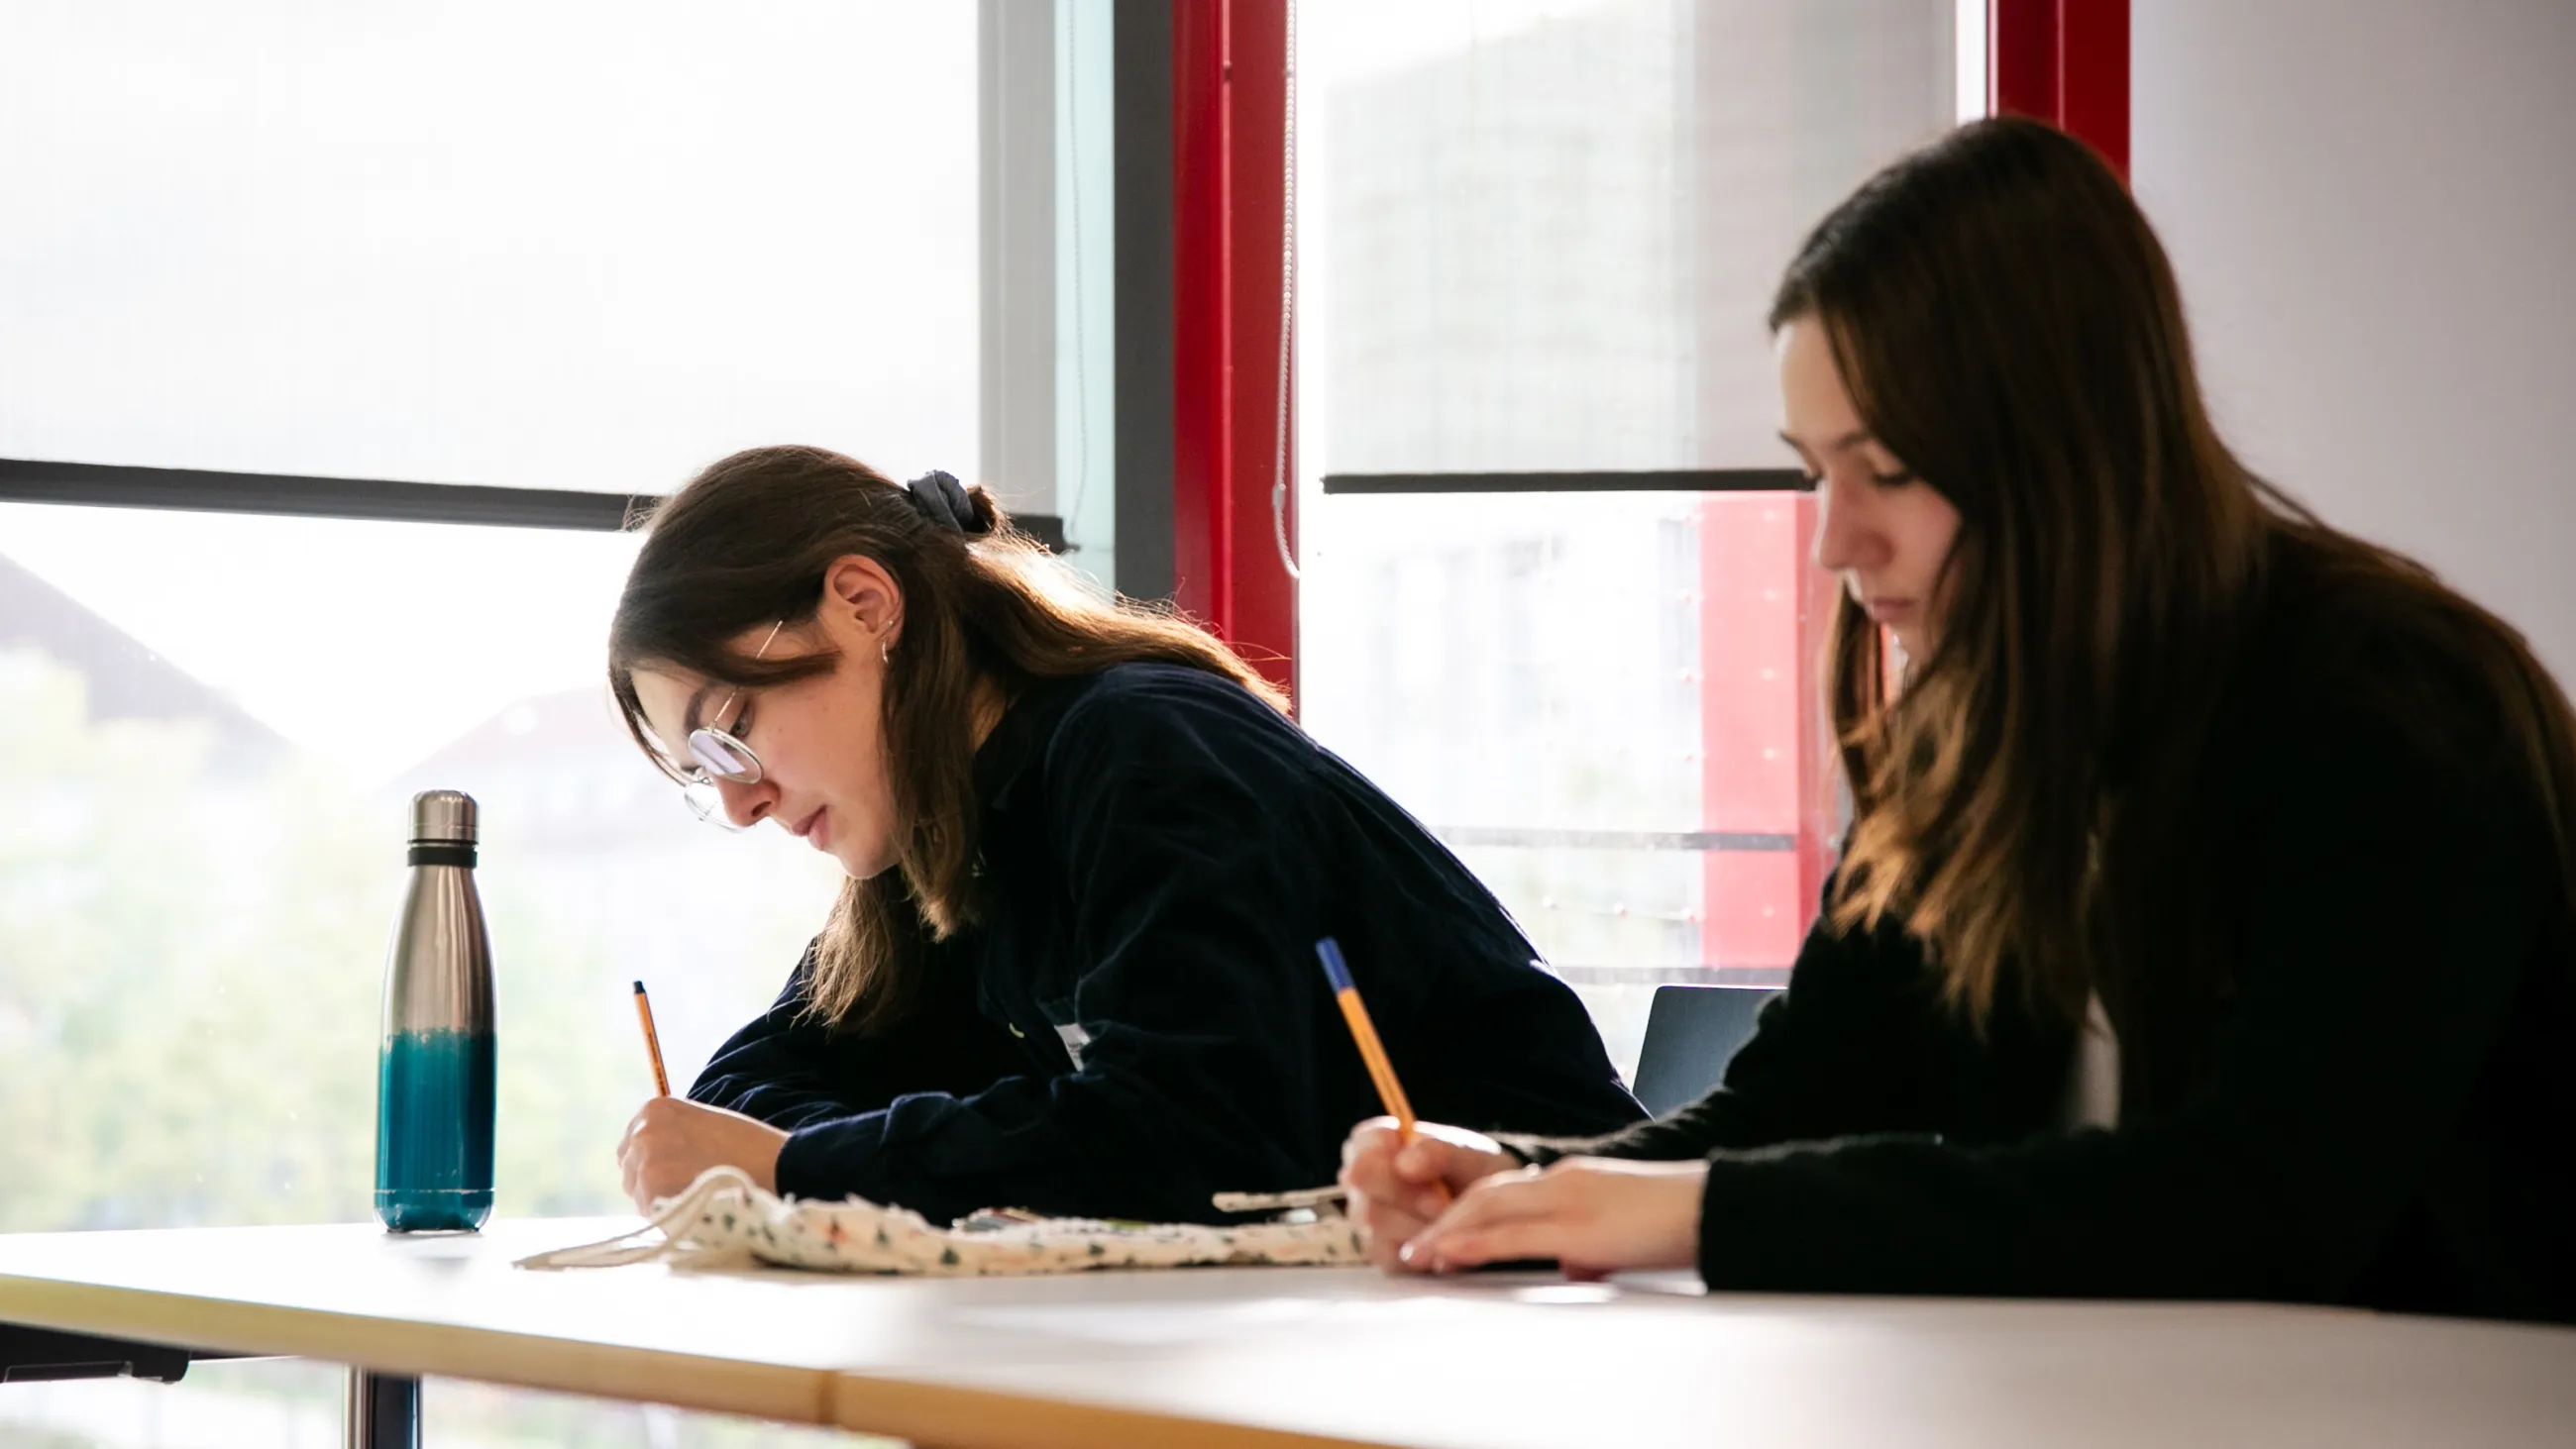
[515,1167,1362,1276]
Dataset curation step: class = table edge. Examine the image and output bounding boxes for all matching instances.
[0,1271,832,1425]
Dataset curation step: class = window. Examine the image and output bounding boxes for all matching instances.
[1294,0,1957,1074]
[1,3,978,1443]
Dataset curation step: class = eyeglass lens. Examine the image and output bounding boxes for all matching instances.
[688,728,757,781]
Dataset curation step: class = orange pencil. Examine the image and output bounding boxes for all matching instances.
[1315,937,1450,1206]
[632,981,671,1097]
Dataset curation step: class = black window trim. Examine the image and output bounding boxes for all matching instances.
[1322,468,1807,495]
[0,457,1066,549]
[0,457,655,532]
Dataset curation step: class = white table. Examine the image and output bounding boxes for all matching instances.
[3,1216,2573,1448]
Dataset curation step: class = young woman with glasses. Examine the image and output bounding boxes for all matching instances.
[605,450,1644,1223]
[1338,118,2576,1323]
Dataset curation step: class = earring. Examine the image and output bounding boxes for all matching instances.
[879,630,894,665]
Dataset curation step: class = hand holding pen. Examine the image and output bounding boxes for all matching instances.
[1313,938,1434,1174]
[1317,938,1523,1270]
[617,980,791,1213]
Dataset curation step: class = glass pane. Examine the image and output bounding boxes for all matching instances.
[1,505,843,1240]
[1298,490,1834,1074]
[0,9,988,1444]
[0,1,978,493]
[1298,0,1953,473]
[1297,0,1951,1073]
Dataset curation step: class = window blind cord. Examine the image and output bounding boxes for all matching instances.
[1271,0,1302,580]
[1061,0,1093,553]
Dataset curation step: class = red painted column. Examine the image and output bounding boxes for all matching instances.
[1991,0,2129,175]
[1697,492,1846,975]
[1792,495,1843,930]
[1698,494,1806,973]
[1173,0,1297,701]
[2057,0,2129,175]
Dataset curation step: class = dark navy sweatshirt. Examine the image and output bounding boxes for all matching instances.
[691,663,1646,1224]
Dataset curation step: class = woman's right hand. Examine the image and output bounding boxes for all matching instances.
[1338,1117,1521,1272]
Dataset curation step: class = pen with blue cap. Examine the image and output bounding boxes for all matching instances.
[1316,936,1451,1206]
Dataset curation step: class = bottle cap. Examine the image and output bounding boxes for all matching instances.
[410,789,480,845]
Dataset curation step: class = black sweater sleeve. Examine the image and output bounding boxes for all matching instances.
[690,953,865,1130]
[1674,710,2542,1299]
[1499,884,1956,1165]
[691,947,1037,1131]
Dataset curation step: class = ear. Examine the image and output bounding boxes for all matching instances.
[819,555,906,642]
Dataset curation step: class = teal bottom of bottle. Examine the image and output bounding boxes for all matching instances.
[376,1028,495,1233]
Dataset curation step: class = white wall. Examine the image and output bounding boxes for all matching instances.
[2132,0,2576,680]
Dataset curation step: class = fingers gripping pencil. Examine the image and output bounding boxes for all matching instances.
[1315,937,1451,1207]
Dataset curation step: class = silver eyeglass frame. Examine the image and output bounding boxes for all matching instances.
[680,618,786,827]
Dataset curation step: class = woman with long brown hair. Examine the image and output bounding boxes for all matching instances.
[605,449,1642,1223]
[1340,117,2576,1321]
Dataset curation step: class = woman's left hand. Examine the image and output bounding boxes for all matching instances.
[1399,1156,1709,1280]
[616,1096,791,1213]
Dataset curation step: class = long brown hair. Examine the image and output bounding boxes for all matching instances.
[1772,118,2576,1038]
[609,445,1284,1034]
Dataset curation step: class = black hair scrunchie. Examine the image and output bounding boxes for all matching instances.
[905,469,984,535]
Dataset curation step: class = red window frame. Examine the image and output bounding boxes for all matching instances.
[1173,5,2130,971]
[1992,0,2130,175]
[1172,0,1296,704]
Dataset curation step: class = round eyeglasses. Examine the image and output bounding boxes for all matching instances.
[680,619,785,828]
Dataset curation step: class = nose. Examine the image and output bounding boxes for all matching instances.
[714,775,777,830]
[1810,473,1885,577]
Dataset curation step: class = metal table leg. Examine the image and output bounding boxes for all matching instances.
[346,1369,420,1449]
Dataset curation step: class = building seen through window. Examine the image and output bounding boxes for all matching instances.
[1296,0,1953,1068]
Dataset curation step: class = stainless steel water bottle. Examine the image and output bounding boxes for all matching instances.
[374,789,496,1232]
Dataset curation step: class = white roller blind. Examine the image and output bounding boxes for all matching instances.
[0,0,979,494]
